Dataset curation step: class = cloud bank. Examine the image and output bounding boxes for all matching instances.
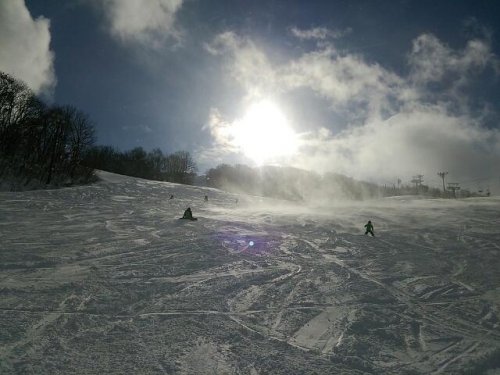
[0,0,56,96]
[204,27,500,188]
[97,0,184,48]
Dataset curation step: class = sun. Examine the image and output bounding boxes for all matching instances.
[231,100,298,164]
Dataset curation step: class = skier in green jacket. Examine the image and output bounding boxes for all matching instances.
[364,220,375,236]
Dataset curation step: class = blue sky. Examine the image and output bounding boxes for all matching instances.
[1,0,500,191]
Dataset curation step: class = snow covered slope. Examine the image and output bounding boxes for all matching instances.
[1,171,500,374]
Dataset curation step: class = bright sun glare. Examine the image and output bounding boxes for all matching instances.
[231,100,298,164]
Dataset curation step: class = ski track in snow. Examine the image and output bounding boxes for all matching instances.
[1,170,500,374]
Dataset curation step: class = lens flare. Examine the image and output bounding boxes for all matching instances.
[216,228,280,256]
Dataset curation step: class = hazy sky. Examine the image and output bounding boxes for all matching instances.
[1,0,500,191]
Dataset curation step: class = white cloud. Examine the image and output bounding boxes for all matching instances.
[203,108,239,153]
[293,106,500,183]
[98,0,184,47]
[197,108,250,169]
[290,26,351,41]
[206,31,407,120]
[408,33,493,85]
[203,30,500,186]
[204,31,241,56]
[280,48,405,119]
[0,0,56,96]
[205,32,278,99]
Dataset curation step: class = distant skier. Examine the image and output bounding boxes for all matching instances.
[183,207,193,219]
[169,194,174,200]
[180,207,197,221]
[364,220,375,236]
[204,195,208,202]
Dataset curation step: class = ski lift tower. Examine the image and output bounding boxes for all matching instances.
[437,171,448,193]
[411,174,424,193]
[447,182,460,198]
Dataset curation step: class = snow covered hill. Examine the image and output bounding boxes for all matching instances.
[1,171,500,374]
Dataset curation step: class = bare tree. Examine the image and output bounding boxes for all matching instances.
[0,72,41,159]
[165,151,197,184]
[0,71,96,187]
[65,107,96,178]
[41,107,71,184]
[147,148,166,180]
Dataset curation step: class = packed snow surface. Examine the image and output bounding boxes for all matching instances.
[1,171,500,374]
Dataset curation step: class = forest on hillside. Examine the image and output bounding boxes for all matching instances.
[0,72,197,191]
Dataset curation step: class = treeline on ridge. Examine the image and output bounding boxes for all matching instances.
[0,72,96,190]
[83,146,197,184]
[0,71,197,190]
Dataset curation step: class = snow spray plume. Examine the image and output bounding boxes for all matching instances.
[207,163,385,205]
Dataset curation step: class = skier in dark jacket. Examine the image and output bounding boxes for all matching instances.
[364,220,375,236]
[182,207,193,219]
